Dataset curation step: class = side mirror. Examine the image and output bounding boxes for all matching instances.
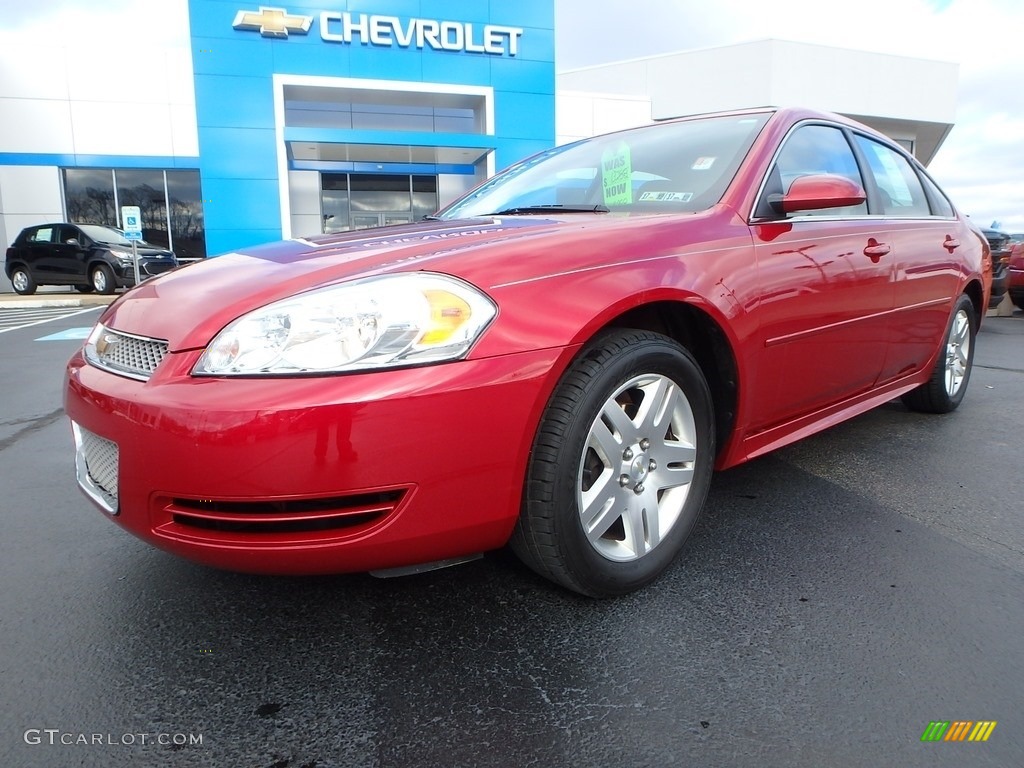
[65,238,81,247]
[772,174,866,214]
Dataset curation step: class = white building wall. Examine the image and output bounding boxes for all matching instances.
[0,43,197,160]
[557,39,958,162]
[557,92,652,146]
[0,165,64,291]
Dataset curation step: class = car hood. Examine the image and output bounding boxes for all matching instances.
[97,212,716,351]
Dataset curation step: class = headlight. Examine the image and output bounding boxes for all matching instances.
[193,272,497,376]
[110,250,134,263]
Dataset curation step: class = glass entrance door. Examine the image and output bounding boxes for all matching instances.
[351,213,414,230]
[321,173,436,233]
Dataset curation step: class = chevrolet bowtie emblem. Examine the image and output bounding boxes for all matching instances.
[233,6,313,38]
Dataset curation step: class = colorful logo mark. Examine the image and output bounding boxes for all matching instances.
[921,721,997,742]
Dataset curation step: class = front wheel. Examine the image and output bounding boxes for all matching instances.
[901,293,976,413]
[511,330,715,597]
[91,264,116,295]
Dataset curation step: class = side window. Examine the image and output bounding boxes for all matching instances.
[919,171,955,218]
[58,226,80,245]
[29,227,56,244]
[757,124,868,217]
[854,135,931,217]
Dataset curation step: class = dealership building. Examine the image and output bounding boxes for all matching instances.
[0,0,957,288]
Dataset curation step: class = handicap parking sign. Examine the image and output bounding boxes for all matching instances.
[121,205,143,241]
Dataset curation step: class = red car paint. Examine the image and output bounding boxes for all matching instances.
[64,107,989,580]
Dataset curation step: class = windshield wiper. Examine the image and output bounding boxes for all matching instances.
[488,204,610,215]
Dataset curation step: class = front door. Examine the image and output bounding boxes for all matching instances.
[745,123,895,433]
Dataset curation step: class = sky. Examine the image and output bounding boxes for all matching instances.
[2,0,1022,232]
[555,0,1024,233]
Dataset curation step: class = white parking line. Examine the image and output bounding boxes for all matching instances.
[0,306,101,334]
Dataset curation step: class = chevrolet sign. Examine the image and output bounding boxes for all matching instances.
[233,7,524,56]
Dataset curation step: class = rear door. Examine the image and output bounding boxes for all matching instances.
[23,225,59,279]
[747,123,896,432]
[850,134,970,383]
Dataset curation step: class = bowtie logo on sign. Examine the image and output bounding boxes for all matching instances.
[232,7,313,38]
[232,6,524,56]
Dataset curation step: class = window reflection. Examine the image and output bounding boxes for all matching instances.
[62,169,206,258]
[116,169,168,248]
[320,174,437,232]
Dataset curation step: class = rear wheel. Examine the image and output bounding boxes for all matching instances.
[91,264,116,295]
[10,266,36,295]
[511,330,715,597]
[901,293,976,413]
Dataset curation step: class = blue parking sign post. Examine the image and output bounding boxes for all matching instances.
[121,206,142,286]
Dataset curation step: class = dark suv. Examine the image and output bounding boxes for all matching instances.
[5,223,178,295]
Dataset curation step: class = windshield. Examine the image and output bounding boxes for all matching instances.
[78,224,138,246]
[438,112,771,220]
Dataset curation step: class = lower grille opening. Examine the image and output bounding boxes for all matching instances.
[167,491,404,535]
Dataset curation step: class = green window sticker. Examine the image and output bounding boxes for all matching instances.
[601,142,632,206]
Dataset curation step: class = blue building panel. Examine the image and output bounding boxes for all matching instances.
[494,91,557,140]
[191,36,277,77]
[193,76,277,130]
[490,57,556,95]
[201,177,286,248]
[345,47,426,81]
[189,0,556,254]
[209,229,288,255]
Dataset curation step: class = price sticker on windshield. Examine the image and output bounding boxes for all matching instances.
[601,143,633,206]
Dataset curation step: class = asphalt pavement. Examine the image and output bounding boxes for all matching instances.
[0,299,1021,768]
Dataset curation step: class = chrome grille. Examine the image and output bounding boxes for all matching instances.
[87,326,168,381]
[141,261,176,277]
[73,422,119,513]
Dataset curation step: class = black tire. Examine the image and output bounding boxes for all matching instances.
[10,266,36,295]
[901,293,976,414]
[74,284,94,294]
[91,264,116,295]
[511,329,715,597]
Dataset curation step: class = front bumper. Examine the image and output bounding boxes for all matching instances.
[64,345,568,574]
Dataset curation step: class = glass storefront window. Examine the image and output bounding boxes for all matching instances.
[166,171,206,259]
[64,169,118,225]
[62,168,206,259]
[322,174,351,233]
[116,169,168,248]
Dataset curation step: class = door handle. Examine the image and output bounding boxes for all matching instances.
[943,235,960,253]
[863,238,890,263]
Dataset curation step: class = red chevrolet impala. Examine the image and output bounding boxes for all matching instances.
[64,107,991,596]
